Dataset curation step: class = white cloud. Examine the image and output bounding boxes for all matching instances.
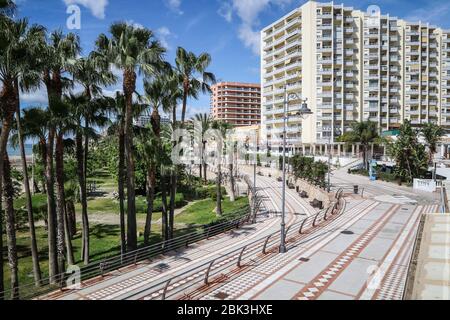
[21,87,48,105]
[156,26,175,50]
[126,20,144,29]
[404,2,450,25]
[219,0,293,55]
[165,0,183,15]
[63,0,109,19]
[218,2,233,22]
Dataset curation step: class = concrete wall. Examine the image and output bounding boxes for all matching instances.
[255,166,333,208]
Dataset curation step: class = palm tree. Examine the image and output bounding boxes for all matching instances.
[70,55,116,264]
[0,19,45,293]
[2,151,19,299]
[422,123,445,165]
[211,121,233,216]
[174,47,216,125]
[95,22,166,251]
[339,121,379,170]
[193,113,212,184]
[38,30,80,282]
[105,92,147,250]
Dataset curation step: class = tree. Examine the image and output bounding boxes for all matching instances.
[211,121,233,216]
[389,120,429,183]
[71,55,116,264]
[422,123,445,165]
[142,74,179,244]
[38,30,80,283]
[2,152,19,299]
[175,47,216,125]
[2,19,45,287]
[339,121,379,169]
[96,22,166,251]
[193,113,212,184]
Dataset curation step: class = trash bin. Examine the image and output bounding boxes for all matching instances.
[354,185,359,194]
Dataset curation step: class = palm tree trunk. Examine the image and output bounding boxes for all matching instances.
[76,132,89,265]
[143,167,155,246]
[124,69,137,251]
[216,163,222,216]
[45,127,58,284]
[169,174,176,239]
[55,133,70,277]
[0,197,3,300]
[118,123,126,255]
[0,82,16,297]
[63,205,74,266]
[14,80,42,286]
[3,153,19,299]
[66,200,76,238]
[161,175,169,241]
[229,163,235,202]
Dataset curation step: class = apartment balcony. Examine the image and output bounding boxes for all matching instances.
[345,39,355,45]
[345,49,354,56]
[345,71,355,77]
[318,91,333,98]
[318,68,333,75]
[317,46,333,53]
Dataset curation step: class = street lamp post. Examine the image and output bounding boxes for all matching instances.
[279,86,312,254]
[327,129,341,193]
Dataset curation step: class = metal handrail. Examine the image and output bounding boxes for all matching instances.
[2,172,265,300]
[124,190,347,301]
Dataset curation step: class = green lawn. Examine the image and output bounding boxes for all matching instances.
[176,197,250,226]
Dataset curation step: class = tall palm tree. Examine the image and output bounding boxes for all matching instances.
[38,29,80,283]
[2,151,19,299]
[71,55,116,263]
[194,113,212,184]
[211,121,233,216]
[105,92,147,251]
[142,74,179,243]
[339,121,379,170]
[174,47,216,125]
[0,19,45,292]
[95,22,166,251]
[422,123,445,165]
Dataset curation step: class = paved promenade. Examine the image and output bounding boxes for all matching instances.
[41,168,439,301]
[43,174,317,300]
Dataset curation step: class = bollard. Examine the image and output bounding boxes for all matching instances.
[354,185,359,194]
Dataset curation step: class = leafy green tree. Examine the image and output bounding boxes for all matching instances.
[389,120,429,183]
[422,123,445,165]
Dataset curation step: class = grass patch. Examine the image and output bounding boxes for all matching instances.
[176,197,249,226]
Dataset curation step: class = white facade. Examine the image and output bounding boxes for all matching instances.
[261,0,450,150]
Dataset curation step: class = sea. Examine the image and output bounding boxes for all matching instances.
[7,144,34,157]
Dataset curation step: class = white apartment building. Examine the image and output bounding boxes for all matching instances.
[261,0,450,154]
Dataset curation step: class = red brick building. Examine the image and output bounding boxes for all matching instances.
[210,82,261,126]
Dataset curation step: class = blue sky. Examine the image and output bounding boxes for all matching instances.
[15,0,450,118]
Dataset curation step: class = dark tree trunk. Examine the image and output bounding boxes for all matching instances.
[199,163,202,180]
[160,175,169,241]
[55,133,72,276]
[76,131,89,265]
[216,163,222,216]
[118,122,126,255]
[66,200,76,238]
[81,117,90,264]
[229,163,236,202]
[143,167,155,246]
[124,69,137,251]
[3,153,19,299]
[0,194,3,300]
[14,79,41,286]
[169,174,176,239]
[202,142,207,184]
[45,127,58,284]
[0,81,16,299]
